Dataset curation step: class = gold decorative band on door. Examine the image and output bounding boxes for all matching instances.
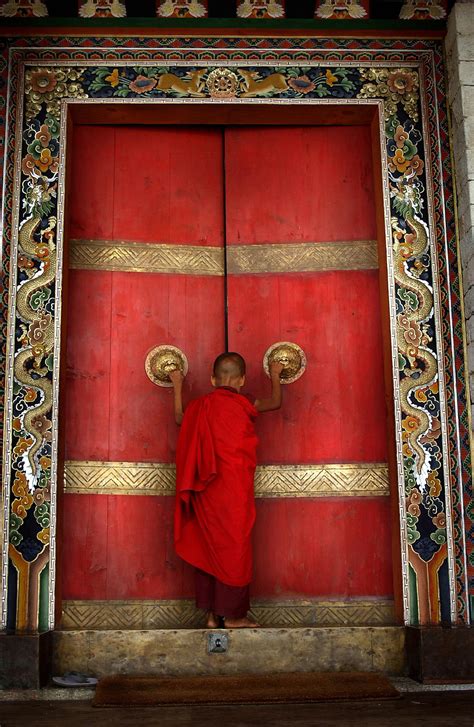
[64,461,390,497]
[60,597,395,629]
[227,240,379,274]
[69,239,225,275]
[69,239,378,275]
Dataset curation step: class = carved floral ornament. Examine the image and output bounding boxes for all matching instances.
[78,0,126,17]
[4,54,461,630]
[156,0,208,17]
[0,0,47,16]
[237,1,285,18]
[0,0,447,18]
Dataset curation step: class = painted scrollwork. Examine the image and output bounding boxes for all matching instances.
[358,68,420,121]
[25,67,86,121]
[82,65,359,100]
[10,67,86,564]
[385,111,446,562]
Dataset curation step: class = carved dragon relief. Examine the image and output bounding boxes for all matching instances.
[15,215,56,490]
[392,210,436,488]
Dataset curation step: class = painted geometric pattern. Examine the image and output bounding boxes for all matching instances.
[0,36,470,631]
[69,239,225,275]
[64,461,390,497]
[227,240,379,274]
[61,598,395,629]
[70,238,378,275]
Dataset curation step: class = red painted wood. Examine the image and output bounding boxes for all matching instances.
[70,125,224,245]
[69,126,116,241]
[61,494,392,600]
[225,126,377,245]
[65,126,225,464]
[230,270,388,463]
[61,494,108,600]
[65,272,224,463]
[65,269,112,461]
[253,498,393,598]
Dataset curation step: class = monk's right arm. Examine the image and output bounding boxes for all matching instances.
[254,361,284,413]
[169,369,184,425]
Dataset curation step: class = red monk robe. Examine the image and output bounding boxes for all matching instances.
[174,387,258,587]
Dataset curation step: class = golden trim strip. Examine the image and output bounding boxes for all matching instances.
[64,461,389,498]
[69,239,225,276]
[69,239,379,275]
[60,598,395,629]
[254,463,389,497]
[227,240,379,274]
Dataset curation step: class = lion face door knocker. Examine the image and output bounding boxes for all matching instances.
[263,341,307,384]
[145,345,188,387]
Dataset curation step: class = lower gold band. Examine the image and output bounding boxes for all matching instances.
[60,598,395,629]
[64,461,389,498]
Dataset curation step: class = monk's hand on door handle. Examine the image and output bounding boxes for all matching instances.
[269,360,285,379]
[169,368,184,385]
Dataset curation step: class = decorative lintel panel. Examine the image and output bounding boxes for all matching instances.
[64,460,390,497]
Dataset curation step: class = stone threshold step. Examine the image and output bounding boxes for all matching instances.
[54,626,405,677]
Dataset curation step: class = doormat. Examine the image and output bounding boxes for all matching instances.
[93,672,400,707]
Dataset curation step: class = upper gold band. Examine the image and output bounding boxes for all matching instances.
[69,239,379,275]
[228,240,379,274]
[69,239,225,276]
[64,460,390,498]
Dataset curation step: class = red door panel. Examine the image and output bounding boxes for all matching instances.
[61,494,392,600]
[225,126,377,245]
[63,125,225,602]
[225,125,393,601]
[227,270,388,464]
[113,126,224,245]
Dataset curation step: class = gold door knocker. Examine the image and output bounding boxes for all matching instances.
[263,342,306,384]
[145,345,188,387]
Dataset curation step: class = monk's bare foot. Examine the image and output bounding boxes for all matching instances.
[206,611,219,628]
[223,616,260,629]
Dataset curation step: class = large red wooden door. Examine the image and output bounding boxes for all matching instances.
[62,123,393,621]
[63,125,225,601]
[225,126,393,603]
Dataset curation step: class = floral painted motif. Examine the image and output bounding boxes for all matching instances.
[399,0,447,20]
[78,0,126,17]
[0,0,47,16]
[25,67,86,121]
[156,0,207,17]
[315,0,368,19]
[237,0,285,18]
[358,68,419,121]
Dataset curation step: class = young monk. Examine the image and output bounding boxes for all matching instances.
[169,353,283,629]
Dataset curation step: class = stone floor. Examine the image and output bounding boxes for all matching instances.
[1,687,473,726]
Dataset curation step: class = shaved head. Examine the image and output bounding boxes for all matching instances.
[213,352,246,381]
